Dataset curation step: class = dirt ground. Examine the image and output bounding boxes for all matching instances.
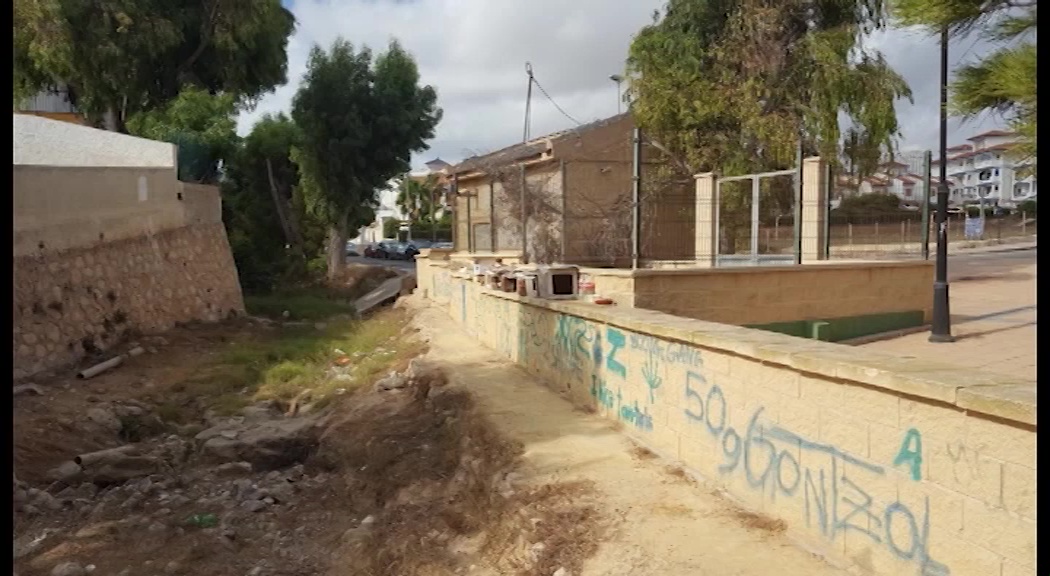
[404,296,852,576]
[15,276,855,576]
[13,305,605,576]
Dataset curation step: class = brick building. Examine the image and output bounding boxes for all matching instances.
[447,113,692,266]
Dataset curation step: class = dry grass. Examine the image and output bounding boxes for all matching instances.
[151,307,425,423]
[630,444,658,461]
[731,509,787,534]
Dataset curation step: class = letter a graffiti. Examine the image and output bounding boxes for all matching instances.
[894,428,923,481]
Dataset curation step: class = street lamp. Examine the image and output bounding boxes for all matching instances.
[610,74,623,114]
[930,27,954,343]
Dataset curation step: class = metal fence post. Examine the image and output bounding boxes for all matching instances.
[559,160,567,263]
[921,151,932,259]
[631,127,642,269]
[519,164,527,262]
[489,179,496,252]
[824,162,832,260]
[793,139,803,265]
[750,176,760,264]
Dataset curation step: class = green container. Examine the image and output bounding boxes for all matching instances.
[187,513,219,528]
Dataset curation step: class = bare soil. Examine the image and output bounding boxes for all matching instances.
[13,306,603,576]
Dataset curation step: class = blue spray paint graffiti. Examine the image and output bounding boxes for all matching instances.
[683,373,949,575]
[589,375,652,431]
[629,333,704,368]
[432,270,452,302]
[641,353,662,403]
[894,428,924,481]
[605,328,627,378]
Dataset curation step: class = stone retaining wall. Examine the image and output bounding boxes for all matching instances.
[416,255,1036,576]
[13,222,245,378]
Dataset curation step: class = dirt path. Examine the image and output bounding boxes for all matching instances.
[409,300,851,576]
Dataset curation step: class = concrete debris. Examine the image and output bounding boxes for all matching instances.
[13,383,45,397]
[50,562,86,576]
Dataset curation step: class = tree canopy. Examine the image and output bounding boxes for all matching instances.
[626,0,912,178]
[126,86,239,183]
[890,0,1036,167]
[291,38,442,279]
[221,113,328,291]
[396,174,443,225]
[14,0,295,131]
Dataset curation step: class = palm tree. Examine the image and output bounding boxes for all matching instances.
[395,174,439,225]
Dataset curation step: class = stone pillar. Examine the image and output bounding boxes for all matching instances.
[801,157,828,261]
[694,172,718,267]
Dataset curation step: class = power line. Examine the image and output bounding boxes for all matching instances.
[529,69,583,128]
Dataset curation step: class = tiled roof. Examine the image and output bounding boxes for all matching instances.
[967,129,1016,141]
[450,113,631,175]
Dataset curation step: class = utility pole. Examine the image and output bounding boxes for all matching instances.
[930,27,954,343]
[523,63,534,142]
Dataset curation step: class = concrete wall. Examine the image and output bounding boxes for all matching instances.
[14,114,176,168]
[627,261,934,325]
[436,256,933,327]
[416,256,1035,576]
[13,154,245,378]
[13,166,191,256]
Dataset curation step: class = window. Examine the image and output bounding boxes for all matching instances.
[993,168,999,177]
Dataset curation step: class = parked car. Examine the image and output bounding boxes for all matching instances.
[363,242,395,258]
[345,242,359,257]
[398,243,421,260]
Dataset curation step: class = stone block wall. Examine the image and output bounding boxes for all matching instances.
[13,222,245,378]
[415,255,1035,576]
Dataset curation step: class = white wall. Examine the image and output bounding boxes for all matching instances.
[13,114,176,168]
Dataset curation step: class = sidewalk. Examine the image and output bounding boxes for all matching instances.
[409,300,852,576]
[858,261,1036,385]
[826,234,1036,258]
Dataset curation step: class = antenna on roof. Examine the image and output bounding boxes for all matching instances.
[523,62,534,143]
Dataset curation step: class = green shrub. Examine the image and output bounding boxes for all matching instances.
[1017,199,1037,216]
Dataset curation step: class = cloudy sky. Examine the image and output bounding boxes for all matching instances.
[238,0,1011,170]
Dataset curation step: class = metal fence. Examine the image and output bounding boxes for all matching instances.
[560,123,695,267]
[829,212,1035,259]
[715,169,799,266]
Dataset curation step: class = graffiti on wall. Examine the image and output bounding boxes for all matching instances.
[682,371,949,576]
[432,269,452,303]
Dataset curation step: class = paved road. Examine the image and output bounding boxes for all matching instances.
[947,247,1035,281]
[347,256,416,270]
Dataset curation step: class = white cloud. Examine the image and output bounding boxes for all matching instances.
[239,0,1011,169]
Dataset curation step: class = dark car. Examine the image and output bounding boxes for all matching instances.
[396,243,421,260]
[363,242,394,259]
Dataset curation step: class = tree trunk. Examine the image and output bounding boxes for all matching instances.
[265,158,305,253]
[102,108,121,132]
[326,208,350,283]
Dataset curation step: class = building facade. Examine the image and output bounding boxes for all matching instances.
[933,130,1037,208]
[15,84,85,126]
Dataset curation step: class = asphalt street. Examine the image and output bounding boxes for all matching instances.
[947,247,1036,281]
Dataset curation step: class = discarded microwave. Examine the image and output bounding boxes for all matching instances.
[536,266,579,300]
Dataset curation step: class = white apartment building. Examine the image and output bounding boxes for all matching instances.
[351,158,451,244]
[932,130,1037,208]
[834,161,947,206]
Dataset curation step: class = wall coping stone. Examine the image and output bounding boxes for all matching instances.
[433,262,1034,427]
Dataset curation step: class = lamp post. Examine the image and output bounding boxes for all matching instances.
[610,74,623,114]
[930,26,954,343]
